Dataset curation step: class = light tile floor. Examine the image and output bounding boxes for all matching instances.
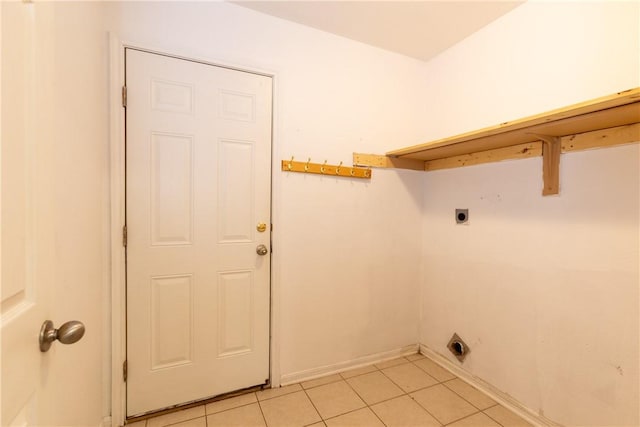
[127,354,533,427]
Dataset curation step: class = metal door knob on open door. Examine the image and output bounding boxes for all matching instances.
[39,320,85,352]
[256,244,269,256]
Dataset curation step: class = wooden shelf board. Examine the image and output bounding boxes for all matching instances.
[354,89,640,196]
[420,122,640,171]
[387,88,640,161]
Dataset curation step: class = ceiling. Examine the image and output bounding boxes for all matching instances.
[232,1,524,62]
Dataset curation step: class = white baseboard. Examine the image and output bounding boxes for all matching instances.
[419,344,562,427]
[279,344,419,386]
[102,416,112,427]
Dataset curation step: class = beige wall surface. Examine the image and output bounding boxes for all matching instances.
[419,1,639,426]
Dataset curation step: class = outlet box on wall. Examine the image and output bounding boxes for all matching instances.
[455,208,469,224]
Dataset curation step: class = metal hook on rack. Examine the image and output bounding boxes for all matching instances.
[336,161,343,175]
[288,156,294,171]
[320,160,327,174]
[304,158,311,172]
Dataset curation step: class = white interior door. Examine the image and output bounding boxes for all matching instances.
[126,49,272,416]
[1,118,46,426]
[2,4,56,425]
[1,31,45,423]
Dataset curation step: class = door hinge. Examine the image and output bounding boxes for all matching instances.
[122,225,127,247]
[123,360,128,382]
[122,85,127,108]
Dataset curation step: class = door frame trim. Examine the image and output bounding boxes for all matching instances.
[108,33,281,426]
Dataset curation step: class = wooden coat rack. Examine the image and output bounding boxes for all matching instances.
[281,158,372,179]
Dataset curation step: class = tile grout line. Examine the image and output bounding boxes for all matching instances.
[205,393,268,426]
[440,378,501,412]
[367,401,389,427]
[377,361,433,394]
[255,395,270,427]
[411,359,456,383]
[300,386,326,425]
[441,409,481,426]
[322,404,388,427]
[375,364,449,424]
[301,375,344,391]
[206,401,255,416]
[341,361,457,426]
[256,385,301,402]
[404,390,448,425]
[339,372,389,426]
[341,362,485,427]
[158,407,206,427]
[402,360,479,427]
[373,357,412,370]
[482,408,509,427]
[410,356,518,426]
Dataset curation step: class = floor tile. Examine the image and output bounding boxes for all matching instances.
[207,403,265,427]
[135,358,532,427]
[168,417,206,427]
[382,362,439,393]
[444,379,496,410]
[259,390,321,427]
[339,364,378,379]
[305,381,366,419]
[325,408,384,427]
[257,383,303,401]
[413,358,456,382]
[406,353,426,362]
[301,374,343,389]
[371,395,441,427]
[410,384,477,425]
[448,412,501,427]
[346,371,404,405]
[206,392,257,414]
[374,357,410,369]
[146,406,205,427]
[484,405,533,427]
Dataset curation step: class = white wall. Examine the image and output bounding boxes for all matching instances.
[3,2,426,424]
[419,2,639,426]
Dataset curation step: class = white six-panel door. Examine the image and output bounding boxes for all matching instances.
[125,49,272,416]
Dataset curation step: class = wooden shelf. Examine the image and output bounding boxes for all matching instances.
[386,88,640,161]
[354,88,640,195]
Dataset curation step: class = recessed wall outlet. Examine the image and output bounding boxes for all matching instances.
[455,209,469,224]
[447,333,470,362]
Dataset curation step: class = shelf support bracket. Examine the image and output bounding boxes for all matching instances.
[529,133,561,196]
